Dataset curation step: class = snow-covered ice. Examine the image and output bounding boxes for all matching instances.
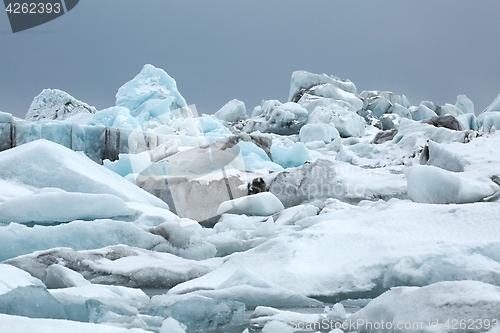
[26,89,97,122]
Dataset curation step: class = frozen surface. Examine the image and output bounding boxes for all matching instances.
[171,200,500,299]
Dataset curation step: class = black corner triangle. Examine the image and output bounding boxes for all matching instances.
[64,0,79,12]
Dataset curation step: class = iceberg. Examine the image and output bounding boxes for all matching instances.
[25,89,97,122]
[116,64,188,118]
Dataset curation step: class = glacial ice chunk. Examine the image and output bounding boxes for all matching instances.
[350,281,500,333]
[0,264,45,295]
[0,140,168,208]
[149,295,245,331]
[483,93,500,113]
[214,99,248,123]
[289,71,361,111]
[0,221,171,262]
[170,266,322,309]
[217,192,284,216]
[0,189,134,224]
[271,142,310,168]
[307,101,366,137]
[26,89,97,122]
[406,165,496,204]
[299,123,338,144]
[0,285,66,319]
[45,264,91,289]
[412,103,437,121]
[480,112,500,133]
[89,106,141,131]
[455,94,474,114]
[116,64,188,118]
[160,317,187,333]
[244,100,308,135]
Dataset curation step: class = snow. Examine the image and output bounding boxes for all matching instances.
[350,281,500,333]
[25,89,97,122]
[214,99,248,123]
[217,192,284,216]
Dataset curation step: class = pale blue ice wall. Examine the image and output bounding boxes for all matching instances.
[0,117,130,164]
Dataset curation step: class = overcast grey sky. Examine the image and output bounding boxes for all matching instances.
[1,1,500,119]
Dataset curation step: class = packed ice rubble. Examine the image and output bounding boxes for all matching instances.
[3,65,500,332]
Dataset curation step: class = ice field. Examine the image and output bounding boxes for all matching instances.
[1,64,500,332]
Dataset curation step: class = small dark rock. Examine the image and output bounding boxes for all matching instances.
[247,177,267,195]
